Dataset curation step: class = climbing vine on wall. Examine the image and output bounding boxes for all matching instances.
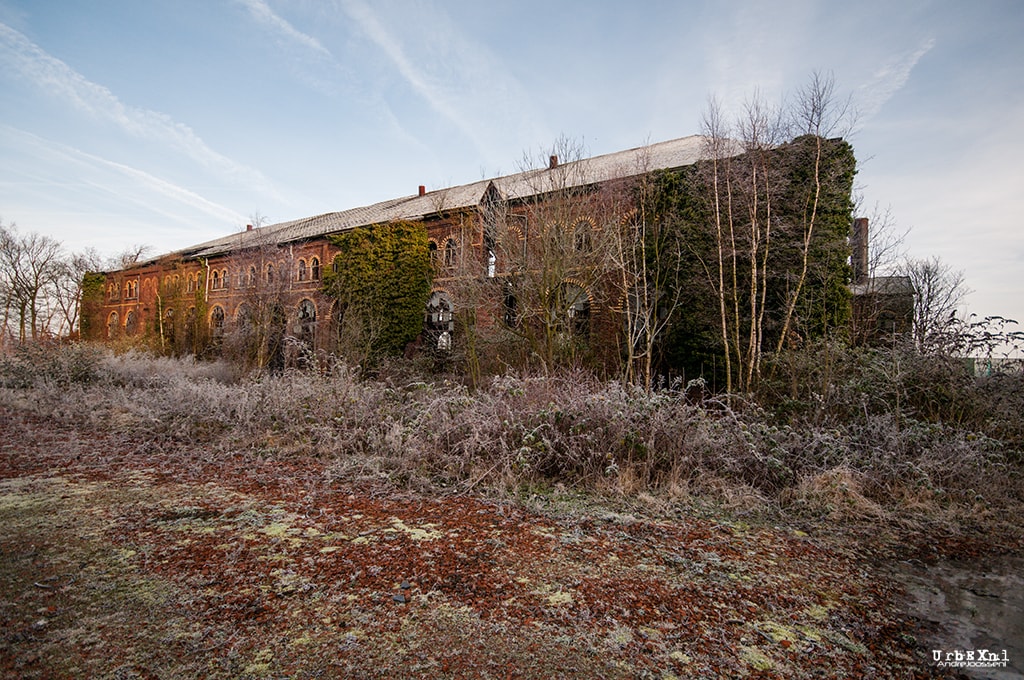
[78,272,107,340]
[322,221,433,361]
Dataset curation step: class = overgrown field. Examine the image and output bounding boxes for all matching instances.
[1,343,1022,677]
[1,343,1021,529]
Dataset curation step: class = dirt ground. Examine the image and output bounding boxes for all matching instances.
[0,406,970,679]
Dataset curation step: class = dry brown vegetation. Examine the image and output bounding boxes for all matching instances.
[2,344,1022,678]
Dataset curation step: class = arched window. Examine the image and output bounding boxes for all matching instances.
[221,269,229,288]
[425,291,454,351]
[503,281,518,328]
[235,303,252,326]
[266,263,275,283]
[297,259,308,282]
[107,311,119,339]
[444,239,458,268]
[573,219,592,252]
[428,241,439,266]
[297,299,316,346]
[210,305,225,340]
[211,270,221,290]
[163,308,175,346]
[310,257,321,280]
[184,307,198,352]
[247,266,257,287]
[124,310,138,336]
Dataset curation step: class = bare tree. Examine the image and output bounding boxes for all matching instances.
[51,247,107,338]
[685,74,858,392]
[902,255,970,351]
[0,222,67,343]
[773,71,855,356]
[698,92,788,392]
[221,229,297,371]
[852,201,908,280]
[429,207,495,386]
[497,136,619,373]
[114,244,153,270]
[608,144,689,390]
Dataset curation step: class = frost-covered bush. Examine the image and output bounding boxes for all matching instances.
[3,342,1021,521]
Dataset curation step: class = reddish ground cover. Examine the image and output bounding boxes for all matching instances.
[0,407,958,678]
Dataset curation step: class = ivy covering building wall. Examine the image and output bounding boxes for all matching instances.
[648,136,856,387]
[322,221,433,363]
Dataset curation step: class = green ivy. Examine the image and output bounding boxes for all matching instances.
[322,221,433,361]
[78,272,107,340]
[648,136,856,382]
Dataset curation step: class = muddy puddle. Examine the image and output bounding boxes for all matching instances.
[891,555,1024,679]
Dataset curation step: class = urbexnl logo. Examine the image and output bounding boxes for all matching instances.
[933,649,1009,669]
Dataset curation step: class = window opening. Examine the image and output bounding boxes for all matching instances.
[124,310,138,336]
[444,239,458,269]
[210,305,225,340]
[425,291,454,351]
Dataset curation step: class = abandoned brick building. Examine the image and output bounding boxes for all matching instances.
[83,134,908,374]
[84,136,714,366]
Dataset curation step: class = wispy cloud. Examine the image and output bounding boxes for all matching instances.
[857,38,936,124]
[0,22,282,200]
[337,0,479,141]
[236,0,331,57]
[335,0,545,161]
[2,124,248,227]
[234,0,351,98]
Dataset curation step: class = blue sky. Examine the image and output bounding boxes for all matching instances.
[1,0,1022,329]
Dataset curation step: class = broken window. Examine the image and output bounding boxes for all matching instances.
[555,282,590,338]
[573,219,592,252]
[296,299,316,346]
[210,305,225,341]
[124,310,138,336]
[425,291,454,351]
[444,239,458,269]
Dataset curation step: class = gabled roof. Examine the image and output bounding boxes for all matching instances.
[160,135,712,262]
[851,276,915,297]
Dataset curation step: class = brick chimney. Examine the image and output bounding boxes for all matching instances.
[549,155,558,169]
[246,224,253,231]
[418,185,426,197]
[851,218,869,284]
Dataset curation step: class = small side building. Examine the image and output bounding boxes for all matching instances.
[849,217,915,344]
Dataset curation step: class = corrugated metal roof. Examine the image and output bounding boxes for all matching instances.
[160,135,712,262]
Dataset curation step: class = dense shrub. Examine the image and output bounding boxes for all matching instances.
[2,343,1021,524]
[760,338,1024,451]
